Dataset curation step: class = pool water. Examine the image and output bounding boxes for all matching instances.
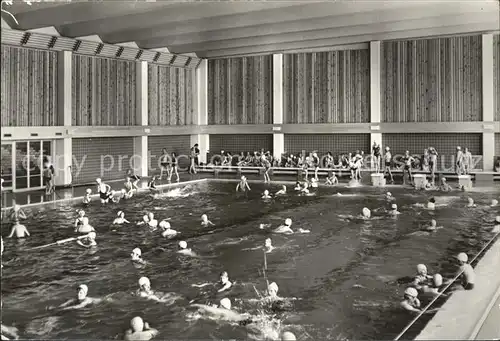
[2,180,499,340]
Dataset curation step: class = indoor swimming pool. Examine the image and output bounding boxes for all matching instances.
[1,180,499,340]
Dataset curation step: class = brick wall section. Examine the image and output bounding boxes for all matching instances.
[284,134,370,156]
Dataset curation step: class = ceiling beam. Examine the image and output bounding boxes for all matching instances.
[165,12,494,54]
[57,2,300,38]
[137,3,488,49]
[104,1,415,44]
[199,22,498,58]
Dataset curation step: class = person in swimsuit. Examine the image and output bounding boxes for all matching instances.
[7,205,29,238]
[124,177,134,198]
[201,214,214,227]
[54,284,104,311]
[456,146,464,176]
[96,178,112,204]
[402,151,415,186]
[126,169,141,190]
[83,188,92,204]
[170,152,179,182]
[383,147,394,184]
[428,147,438,185]
[148,176,159,193]
[124,316,158,341]
[236,176,251,192]
[262,153,272,183]
[77,232,97,248]
[325,152,334,169]
[372,142,381,174]
[159,148,170,180]
[312,152,320,180]
[74,210,86,230]
[43,161,55,195]
[113,211,130,225]
[189,144,199,174]
[446,252,475,290]
[463,147,473,175]
[131,248,146,265]
[421,149,430,172]
[412,264,433,291]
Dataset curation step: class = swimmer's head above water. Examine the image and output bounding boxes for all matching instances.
[220,271,229,284]
[362,207,371,218]
[433,274,443,287]
[285,218,292,227]
[86,188,92,194]
[430,219,437,227]
[404,287,418,300]
[417,264,428,276]
[138,276,151,292]
[88,232,96,241]
[131,248,142,260]
[148,212,154,220]
[220,298,231,310]
[391,204,398,210]
[179,241,188,250]
[492,199,499,207]
[467,197,474,206]
[77,284,88,300]
[263,190,269,196]
[268,282,279,297]
[201,214,208,223]
[117,211,124,218]
[96,178,102,184]
[159,221,171,230]
[130,316,144,332]
[265,238,273,248]
[456,252,468,264]
[78,210,85,217]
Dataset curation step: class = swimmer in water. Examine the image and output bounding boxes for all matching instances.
[191,298,249,323]
[400,287,422,313]
[136,277,176,303]
[137,214,150,226]
[264,238,275,253]
[53,284,104,311]
[412,264,433,291]
[77,231,97,248]
[111,189,127,203]
[113,211,130,225]
[466,197,476,208]
[148,176,159,194]
[273,218,294,234]
[146,212,158,229]
[262,190,272,199]
[294,182,302,191]
[425,219,443,232]
[445,252,475,290]
[325,172,338,185]
[74,210,86,229]
[310,178,319,188]
[281,331,297,341]
[124,316,158,341]
[131,248,146,265]
[7,206,30,238]
[440,177,452,192]
[201,214,214,227]
[96,178,112,204]
[300,183,310,195]
[388,203,400,216]
[83,188,92,204]
[427,197,436,210]
[160,221,179,238]
[75,217,95,234]
[178,241,196,257]
[361,207,371,219]
[275,185,287,195]
[191,271,233,292]
[422,274,448,296]
[385,192,395,201]
[124,177,135,199]
[236,176,251,192]
[491,199,498,207]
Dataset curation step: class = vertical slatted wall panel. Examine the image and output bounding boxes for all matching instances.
[1,45,58,126]
[207,55,273,125]
[381,35,482,123]
[147,64,195,126]
[148,135,192,171]
[72,55,137,126]
[284,134,370,156]
[494,34,500,122]
[209,134,273,155]
[282,49,370,124]
[495,133,500,156]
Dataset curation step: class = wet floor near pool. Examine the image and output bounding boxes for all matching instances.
[2,181,499,340]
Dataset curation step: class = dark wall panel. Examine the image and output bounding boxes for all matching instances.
[72,55,137,126]
[148,135,191,171]
[381,35,482,123]
[494,34,500,122]
[283,50,370,124]
[284,134,370,155]
[72,137,134,185]
[148,65,195,126]
[1,45,58,126]
[208,56,273,125]
[209,134,273,155]
[495,133,500,156]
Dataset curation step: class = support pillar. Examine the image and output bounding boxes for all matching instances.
[133,61,148,177]
[55,50,72,186]
[191,59,209,164]
[482,34,494,171]
[370,41,382,171]
[273,54,284,160]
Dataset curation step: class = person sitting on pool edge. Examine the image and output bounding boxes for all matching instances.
[113,211,130,225]
[96,178,113,204]
[445,252,475,290]
[236,176,251,192]
[160,221,179,238]
[201,214,214,227]
[262,190,272,199]
[124,316,158,341]
[83,188,92,204]
[77,232,97,248]
[131,248,146,265]
[275,185,287,195]
[52,284,104,311]
[178,241,196,257]
[75,217,95,234]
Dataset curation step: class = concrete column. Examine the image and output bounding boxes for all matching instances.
[273,54,284,160]
[55,51,72,186]
[133,61,149,177]
[273,133,284,160]
[482,34,494,171]
[191,59,210,163]
[370,41,382,170]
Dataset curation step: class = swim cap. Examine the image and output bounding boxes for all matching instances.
[265,238,272,245]
[179,241,187,249]
[201,214,207,220]
[285,218,292,226]
[132,248,141,256]
[138,277,150,287]
[88,232,96,239]
[78,284,88,295]
[96,178,101,182]
[264,190,269,195]
[404,287,418,297]
[417,264,427,273]
[130,316,144,332]
[143,215,149,221]
[385,146,390,151]
[492,199,498,206]
[79,210,85,215]
[468,197,473,202]
[456,252,468,262]
[362,207,371,218]
[268,282,279,293]
[86,188,91,194]
[159,220,170,229]
[241,176,245,180]
[387,192,392,196]
[433,274,443,287]
[117,211,123,217]
[281,331,297,341]
[391,204,397,209]
[442,177,447,181]
[220,298,231,310]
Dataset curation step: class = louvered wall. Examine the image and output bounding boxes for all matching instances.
[148,65,195,126]
[209,134,273,155]
[72,137,135,185]
[283,50,370,124]
[72,54,137,126]
[207,56,273,125]
[1,45,58,127]
[494,34,500,122]
[148,135,192,171]
[381,35,482,123]
[284,134,370,155]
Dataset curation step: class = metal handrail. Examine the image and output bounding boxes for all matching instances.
[394,231,500,341]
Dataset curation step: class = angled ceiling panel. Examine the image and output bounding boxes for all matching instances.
[76,40,100,54]
[118,46,137,60]
[170,55,190,67]
[139,50,157,63]
[52,36,75,51]
[24,33,52,48]
[155,53,174,65]
[98,44,120,58]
